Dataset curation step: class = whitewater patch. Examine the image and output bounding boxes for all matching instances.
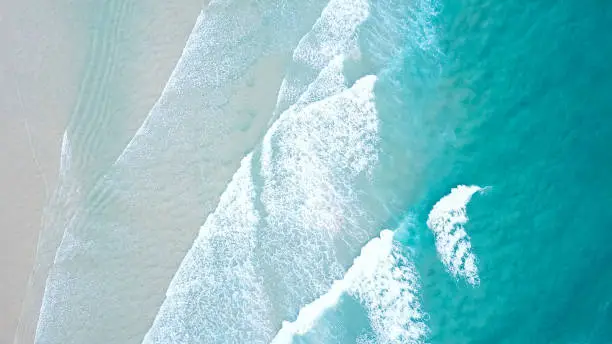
[427,185,483,285]
[273,0,370,116]
[262,74,379,189]
[271,230,427,344]
[293,54,349,112]
[353,236,427,344]
[143,74,381,343]
[258,74,379,311]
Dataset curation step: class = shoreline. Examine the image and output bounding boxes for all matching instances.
[1,0,206,342]
[0,1,81,342]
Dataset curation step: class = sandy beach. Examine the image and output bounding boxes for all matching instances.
[0,0,204,342]
[1,1,80,342]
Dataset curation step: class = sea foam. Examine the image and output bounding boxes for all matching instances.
[427,185,483,285]
[258,74,379,312]
[143,72,380,343]
[271,230,427,344]
[273,0,370,116]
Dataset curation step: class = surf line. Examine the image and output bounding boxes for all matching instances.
[271,229,427,344]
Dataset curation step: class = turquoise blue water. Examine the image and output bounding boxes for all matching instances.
[414,1,612,343]
[33,0,612,343]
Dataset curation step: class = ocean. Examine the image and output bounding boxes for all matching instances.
[31,0,612,343]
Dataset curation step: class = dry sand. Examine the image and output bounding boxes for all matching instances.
[0,0,205,342]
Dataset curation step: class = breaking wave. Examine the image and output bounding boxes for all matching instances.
[272,229,427,344]
[427,185,483,285]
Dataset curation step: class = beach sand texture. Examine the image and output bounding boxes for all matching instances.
[1,0,205,342]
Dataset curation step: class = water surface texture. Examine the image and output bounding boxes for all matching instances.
[35,0,612,343]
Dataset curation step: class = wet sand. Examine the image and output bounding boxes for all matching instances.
[0,0,205,342]
[0,2,81,342]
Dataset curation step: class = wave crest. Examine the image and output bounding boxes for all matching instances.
[427,185,483,285]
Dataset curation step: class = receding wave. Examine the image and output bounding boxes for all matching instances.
[427,185,483,285]
[143,74,380,343]
[33,1,331,343]
[144,153,273,343]
[273,0,370,116]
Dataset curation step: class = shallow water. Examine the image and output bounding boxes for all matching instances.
[34,0,612,343]
[34,1,331,343]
